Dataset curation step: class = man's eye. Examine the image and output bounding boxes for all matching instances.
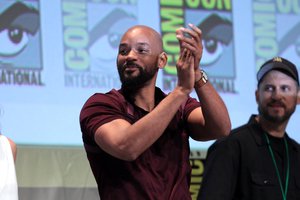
[265,86,274,92]
[281,86,291,92]
[119,49,127,55]
[137,48,148,54]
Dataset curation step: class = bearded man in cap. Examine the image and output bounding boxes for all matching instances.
[198,57,300,200]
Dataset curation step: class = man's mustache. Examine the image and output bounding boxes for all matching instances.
[122,61,142,69]
[268,100,285,107]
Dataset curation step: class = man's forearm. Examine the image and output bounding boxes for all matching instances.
[192,79,231,140]
[96,87,189,161]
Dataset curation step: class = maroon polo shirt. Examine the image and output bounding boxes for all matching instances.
[80,87,200,200]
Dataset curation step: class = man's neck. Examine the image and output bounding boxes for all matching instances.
[134,86,156,112]
[255,115,288,138]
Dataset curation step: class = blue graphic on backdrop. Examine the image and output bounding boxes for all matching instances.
[0,1,43,86]
[159,1,235,93]
[63,1,137,89]
[253,0,300,72]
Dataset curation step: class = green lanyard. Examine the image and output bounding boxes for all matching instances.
[264,133,290,200]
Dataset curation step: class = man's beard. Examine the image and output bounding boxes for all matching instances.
[258,102,295,124]
[117,62,158,99]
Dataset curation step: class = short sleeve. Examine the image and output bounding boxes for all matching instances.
[182,97,201,121]
[79,91,129,141]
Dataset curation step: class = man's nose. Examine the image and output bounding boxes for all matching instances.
[126,49,137,60]
[271,88,283,99]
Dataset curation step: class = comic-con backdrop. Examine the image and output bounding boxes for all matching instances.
[1,0,300,149]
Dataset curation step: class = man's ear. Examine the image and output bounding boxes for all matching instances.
[255,90,259,104]
[158,52,167,69]
[297,88,300,105]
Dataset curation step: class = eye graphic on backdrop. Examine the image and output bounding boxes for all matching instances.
[0,27,29,57]
[202,37,225,65]
[89,8,137,62]
[197,14,233,66]
[0,2,39,57]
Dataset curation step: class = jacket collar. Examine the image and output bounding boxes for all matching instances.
[248,114,298,152]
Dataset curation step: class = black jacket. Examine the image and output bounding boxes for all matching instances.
[198,115,300,200]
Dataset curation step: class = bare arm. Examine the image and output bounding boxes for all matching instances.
[176,24,231,141]
[189,78,231,140]
[95,89,187,161]
[7,137,17,162]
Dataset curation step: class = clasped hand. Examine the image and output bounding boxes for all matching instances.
[175,23,203,94]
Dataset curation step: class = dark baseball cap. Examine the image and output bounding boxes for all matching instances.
[257,57,299,86]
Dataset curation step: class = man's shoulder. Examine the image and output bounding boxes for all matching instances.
[229,115,259,138]
[85,89,125,104]
[287,135,300,149]
[230,123,253,136]
[207,123,257,157]
[80,89,128,118]
[212,120,256,147]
